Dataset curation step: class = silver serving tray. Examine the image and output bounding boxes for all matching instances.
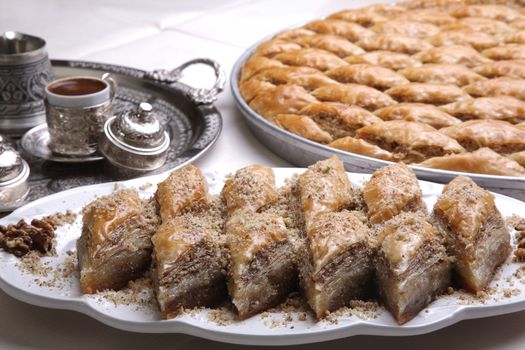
[230,38,525,196]
[10,59,223,208]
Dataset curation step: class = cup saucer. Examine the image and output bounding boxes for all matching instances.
[21,124,104,163]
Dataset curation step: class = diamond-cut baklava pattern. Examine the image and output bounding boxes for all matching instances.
[239,0,525,176]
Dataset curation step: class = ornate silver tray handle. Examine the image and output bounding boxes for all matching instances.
[146,58,226,105]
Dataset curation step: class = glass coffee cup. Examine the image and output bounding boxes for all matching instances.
[45,75,116,156]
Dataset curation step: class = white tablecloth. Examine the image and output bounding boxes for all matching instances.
[1,0,525,348]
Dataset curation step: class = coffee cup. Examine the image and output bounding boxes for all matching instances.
[45,74,116,156]
[0,31,54,136]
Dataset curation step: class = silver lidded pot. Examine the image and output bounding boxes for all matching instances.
[100,102,170,172]
[0,135,30,211]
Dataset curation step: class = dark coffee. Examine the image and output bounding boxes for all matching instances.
[48,78,107,96]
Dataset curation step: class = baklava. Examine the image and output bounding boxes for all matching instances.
[419,148,525,176]
[239,1,525,176]
[151,165,227,319]
[355,120,465,163]
[298,157,374,318]
[363,163,427,225]
[222,165,295,319]
[433,176,511,292]
[78,189,159,294]
[375,213,450,324]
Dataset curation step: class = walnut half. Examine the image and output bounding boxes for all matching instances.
[0,219,56,257]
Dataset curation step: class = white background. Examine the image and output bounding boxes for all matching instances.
[1,0,525,348]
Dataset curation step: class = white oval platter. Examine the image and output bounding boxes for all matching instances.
[0,168,524,346]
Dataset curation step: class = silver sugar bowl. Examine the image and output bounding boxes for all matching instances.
[0,135,30,211]
[100,102,170,172]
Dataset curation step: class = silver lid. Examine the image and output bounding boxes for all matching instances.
[109,102,166,149]
[0,135,24,182]
[100,102,170,172]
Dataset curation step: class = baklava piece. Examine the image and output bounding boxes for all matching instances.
[440,120,525,154]
[78,189,159,294]
[222,165,295,319]
[298,157,373,318]
[433,176,511,292]
[374,103,461,129]
[298,156,352,231]
[328,136,398,161]
[440,96,525,124]
[151,165,227,319]
[375,213,450,325]
[363,163,426,225]
[300,210,374,319]
[355,120,465,163]
[418,148,525,176]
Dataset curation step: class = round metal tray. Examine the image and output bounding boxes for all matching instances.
[8,59,223,208]
[230,39,525,196]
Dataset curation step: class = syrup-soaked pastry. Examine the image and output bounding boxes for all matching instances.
[292,34,365,58]
[155,163,208,223]
[440,119,525,154]
[518,121,525,129]
[298,157,374,318]
[443,17,512,35]
[326,64,409,90]
[312,83,397,111]
[344,51,422,70]
[222,165,295,319]
[152,166,227,319]
[328,4,404,26]
[511,18,525,30]
[415,45,492,67]
[304,19,374,42]
[429,29,499,51]
[433,176,511,292]
[240,56,284,81]
[253,39,302,58]
[448,4,523,22]
[298,156,351,232]
[385,83,471,105]
[273,48,348,71]
[274,28,316,40]
[419,147,525,176]
[509,150,525,168]
[463,77,525,100]
[239,79,275,103]
[274,114,333,143]
[371,20,440,38]
[482,44,525,60]
[356,34,433,55]
[363,163,426,225]
[375,213,450,325]
[78,189,159,294]
[394,8,456,25]
[356,120,465,163]
[440,96,525,124]
[504,30,525,44]
[300,210,374,319]
[249,84,318,120]
[298,102,382,139]
[248,66,337,91]
[374,103,461,129]
[398,64,486,87]
[474,60,525,79]
[328,136,398,161]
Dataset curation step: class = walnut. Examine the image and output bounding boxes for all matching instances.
[0,219,56,257]
[514,220,525,262]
